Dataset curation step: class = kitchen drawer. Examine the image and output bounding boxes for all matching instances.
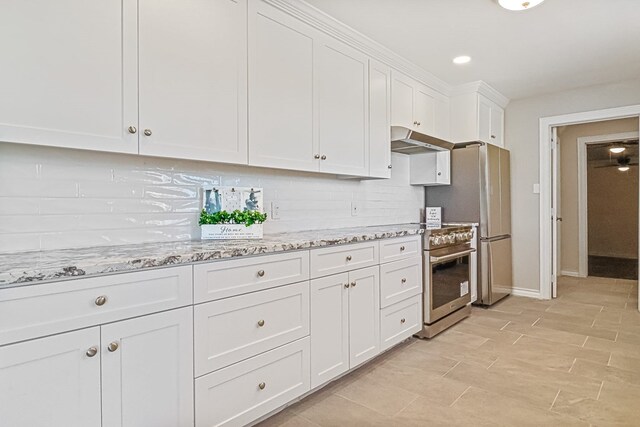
[195,337,310,427]
[0,266,193,346]
[309,241,378,279]
[379,235,421,264]
[380,294,422,351]
[193,251,309,303]
[194,281,309,376]
[379,256,423,308]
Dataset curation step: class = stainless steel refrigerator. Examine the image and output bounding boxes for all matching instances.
[425,143,513,306]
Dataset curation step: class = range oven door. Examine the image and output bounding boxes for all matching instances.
[424,245,474,324]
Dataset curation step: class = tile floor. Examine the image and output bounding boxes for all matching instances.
[258,276,639,427]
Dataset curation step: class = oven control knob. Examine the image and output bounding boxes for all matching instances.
[448,234,456,244]
[432,236,441,245]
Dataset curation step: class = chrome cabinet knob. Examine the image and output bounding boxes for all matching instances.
[350,281,356,288]
[127,126,137,134]
[388,165,392,169]
[314,154,320,159]
[401,278,407,284]
[400,318,406,324]
[321,155,327,160]
[258,382,266,390]
[400,246,405,251]
[346,255,352,261]
[107,341,119,352]
[144,129,152,136]
[95,296,107,306]
[437,172,442,176]
[86,347,98,357]
[257,270,265,277]
[257,319,265,327]
[417,122,421,126]
[344,283,350,289]
[413,121,418,125]
[491,134,496,139]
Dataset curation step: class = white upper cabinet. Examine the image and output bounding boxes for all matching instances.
[391,71,450,140]
[410,151,451,186]
[0,0,138,153]
[450,91,505,147]
[316,36,370,176]
[138,0,248,164]
[368,60,392,178]
[248,0,318,172]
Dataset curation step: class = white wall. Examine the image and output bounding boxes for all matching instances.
[506,77,640,293]
[0,144,423,252]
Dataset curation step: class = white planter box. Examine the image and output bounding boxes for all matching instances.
[200,224,263,240]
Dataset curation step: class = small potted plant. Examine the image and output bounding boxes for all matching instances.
[199,187,267,240]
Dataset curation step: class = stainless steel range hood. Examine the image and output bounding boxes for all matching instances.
[390,126,454,154]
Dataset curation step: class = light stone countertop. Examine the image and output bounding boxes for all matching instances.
[0,224,424,288]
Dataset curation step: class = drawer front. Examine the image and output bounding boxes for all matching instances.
[380,295,422,351]
[194,281,310,376]
[310,242,378,279]
[0,266,193,346]
[195,337,310,427]
[379,235,421,264]
[193,251,309,303]
[379,257,423,308]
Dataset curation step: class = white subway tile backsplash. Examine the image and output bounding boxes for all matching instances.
[0,143,423,252]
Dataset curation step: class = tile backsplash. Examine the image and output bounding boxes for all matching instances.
[0,143,423,253]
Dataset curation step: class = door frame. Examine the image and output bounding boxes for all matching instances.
[576,131,640,277]
[539,104,640,304]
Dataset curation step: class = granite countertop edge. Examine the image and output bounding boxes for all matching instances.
[0,224,424,289]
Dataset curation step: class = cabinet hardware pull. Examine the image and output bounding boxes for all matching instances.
[346,255,352,261]
[314,154,320,159]
[400,246,405,251]
[321,155,327,160]
[491,135,496,139]
[127,126,137,134]
[350,281,356,287]
[144,129,152,136]
[86,347,98,357]
[257,319,265,327]
[257,270,265,277]
[400,318,406,324]
[401,278,407,284]
[95,296,107,306]
[107,341,119,352]
[344,283,350,289]
[258,382,266,390]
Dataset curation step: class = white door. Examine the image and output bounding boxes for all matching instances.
[310,273,349,388]
[478,96,492,144]
[413,85,436,135]
[0,328,101,427]
[138,0,248,164]
[0,0,138,153]
[101,308,194,427]
[316,36,369,176]
[390,72,415,129]
[348,266,380,368]
[551,127,560,298]
[368,60,392,178]
[248,1,318,172]
[490,104,505,147]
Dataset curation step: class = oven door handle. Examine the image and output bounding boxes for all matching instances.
[429,248,475,264]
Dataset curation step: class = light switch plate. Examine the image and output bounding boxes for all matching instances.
[271,202,281,220]
[351,201,359,216]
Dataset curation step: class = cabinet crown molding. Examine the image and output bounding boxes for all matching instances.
[450,81,510,109]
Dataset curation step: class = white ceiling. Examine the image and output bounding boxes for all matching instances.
[303,0,640,100]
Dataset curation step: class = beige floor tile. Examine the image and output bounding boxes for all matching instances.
[463,313,511,329]
[598,381,640,417]
[571,358,640,387]
[475,337,578,371]
[514,335,611,366]
[585,336,640,359]
[504,320,589,347]
[450,320,523,344]
[294,394,397,427]
[551,390,637,426]
[381,343,460,377]
[256,410,320,427]
[430,329,489,349]
[535,318,618,341]
[609,353,640,374]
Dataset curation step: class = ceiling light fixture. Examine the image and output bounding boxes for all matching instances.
[609,146,626,154]
[498,0,545,11]
[453,55,471,65]
[618,166,630,172]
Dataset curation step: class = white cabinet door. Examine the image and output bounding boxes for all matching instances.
[490,105,505,147]
[101,308,194,427]
[248,1,318,172]
[435,151,451,185]
[310,273,349,388]
[138,0,247,164]
[316,36,369,176]
[478,96,492,144]
[0,0,137,153]
[434,96,451,141]
[369,60,392,178]
[348,266,380,368]
[390,72,415,129]
[413,85,436,135]
[0,328,101,427]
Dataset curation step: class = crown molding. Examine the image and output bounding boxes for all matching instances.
[450,81,510,108]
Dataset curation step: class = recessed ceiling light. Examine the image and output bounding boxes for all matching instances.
[498,0,545,11]
[453,55,471,65]
[609,146,626,154]
[618,166,630,172]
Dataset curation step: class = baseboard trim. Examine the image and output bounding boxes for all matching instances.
[511,287,543,300]
[561,270,581,277]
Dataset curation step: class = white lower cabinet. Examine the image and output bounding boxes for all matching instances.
[380,294,422,351]
[310,266,380,388]
[0,328,102,427]
[195,337,310,427]
[101,307,194,427]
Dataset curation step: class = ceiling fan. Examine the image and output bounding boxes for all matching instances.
[596,155,638,172]
[607,138,638,154]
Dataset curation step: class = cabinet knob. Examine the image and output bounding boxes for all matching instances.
[388,165,392,169]
[400,246,405,251]
[321,155,327,160]
[413,121,418,125]
[437,172,442,176]
[127,126,137,134]
[350,281,356,288]
[344,283,350,289]
[346,255,352,261]
[314,154,320,159]
[258,382,266,390]
[401,278,407,284]
[95,295,107,306]
[86,347,98,358]
[257,319,265,327]
[107,341,119,352]
[257,270,265,277]
[400,318,406,324]
[417,122,421,126]
[491,135,496,139]
[144,129,152,136]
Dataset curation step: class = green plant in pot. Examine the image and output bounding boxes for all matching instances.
[199,209,267,227]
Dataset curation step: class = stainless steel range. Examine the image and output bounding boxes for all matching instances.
[416,225,475,339]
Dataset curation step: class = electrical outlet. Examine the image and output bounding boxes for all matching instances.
[271,202,281,220]
[351,201,360,216]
